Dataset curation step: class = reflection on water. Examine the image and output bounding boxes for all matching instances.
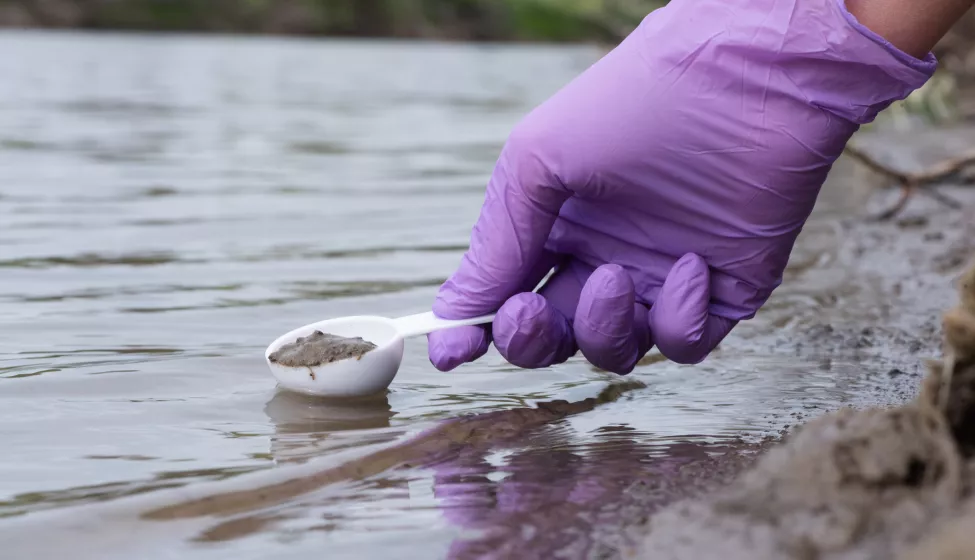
[434,427,756,559]
[266,391,397,464]
[0,30,938,559]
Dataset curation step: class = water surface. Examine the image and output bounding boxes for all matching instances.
[0,31,932,559]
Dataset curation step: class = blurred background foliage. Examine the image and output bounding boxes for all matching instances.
[0,0,665,42]
[2,0,974,123]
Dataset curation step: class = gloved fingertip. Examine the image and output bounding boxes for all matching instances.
[654,315,736,365]
[427,327,491,372]
[650,253,734,364]
[578,264,634,327]
[575,264,651,374]
[493,292,576,368]
[671,253,710,284]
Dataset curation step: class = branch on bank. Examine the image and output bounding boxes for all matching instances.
[843,143,975,220]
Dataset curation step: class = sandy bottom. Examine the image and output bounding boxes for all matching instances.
[633,265,975,559]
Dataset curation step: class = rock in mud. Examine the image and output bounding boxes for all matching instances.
[268,331,377,367]
[635,262,975,560]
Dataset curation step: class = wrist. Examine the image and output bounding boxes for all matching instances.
[837,0,939,74]
[631,0,937,124]
[843,0,973,59]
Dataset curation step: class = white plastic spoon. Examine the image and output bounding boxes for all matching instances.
[264,311,495,398]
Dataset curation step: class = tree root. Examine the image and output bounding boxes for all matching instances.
[843,143,975,220]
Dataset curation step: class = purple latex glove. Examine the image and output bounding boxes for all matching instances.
[430,0,936,374]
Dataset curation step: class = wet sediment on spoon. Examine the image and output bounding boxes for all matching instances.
[268,331,377,367]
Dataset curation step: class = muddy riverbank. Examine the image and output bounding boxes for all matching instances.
[633,269,975,560]
[625,131,975,558]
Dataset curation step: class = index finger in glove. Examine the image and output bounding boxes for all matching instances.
[649,253,737,364]
[428,127,572,372]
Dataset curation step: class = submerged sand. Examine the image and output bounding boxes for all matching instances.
[634,265,975,559]
[268,331,377,367]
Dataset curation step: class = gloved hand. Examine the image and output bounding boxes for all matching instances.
[429,0,936,374]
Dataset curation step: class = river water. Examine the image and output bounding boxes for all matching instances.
[0,31,946,559]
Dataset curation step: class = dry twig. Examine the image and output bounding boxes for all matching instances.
[843,143,975,220]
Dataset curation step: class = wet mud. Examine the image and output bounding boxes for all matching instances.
[268,330,377,367]
[633,265,975,558]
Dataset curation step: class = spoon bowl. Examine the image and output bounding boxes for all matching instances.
[265,316,404,398]
[265,311,494,398]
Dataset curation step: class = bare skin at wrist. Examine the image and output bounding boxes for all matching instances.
[846,0,975,58]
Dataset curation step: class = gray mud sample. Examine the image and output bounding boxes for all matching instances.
[268,331,377,367]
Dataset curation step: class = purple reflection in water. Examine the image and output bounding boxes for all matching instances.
[428,423,760,559]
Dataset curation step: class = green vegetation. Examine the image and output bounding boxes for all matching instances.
[2,0,967,121]
[0,0,666,42]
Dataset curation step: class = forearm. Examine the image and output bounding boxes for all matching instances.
[846,0,975,58]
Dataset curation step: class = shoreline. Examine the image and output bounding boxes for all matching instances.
[1,123,972,560]
[624,125,975,558]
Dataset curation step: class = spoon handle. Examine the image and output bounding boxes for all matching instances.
[392,311,496,339]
